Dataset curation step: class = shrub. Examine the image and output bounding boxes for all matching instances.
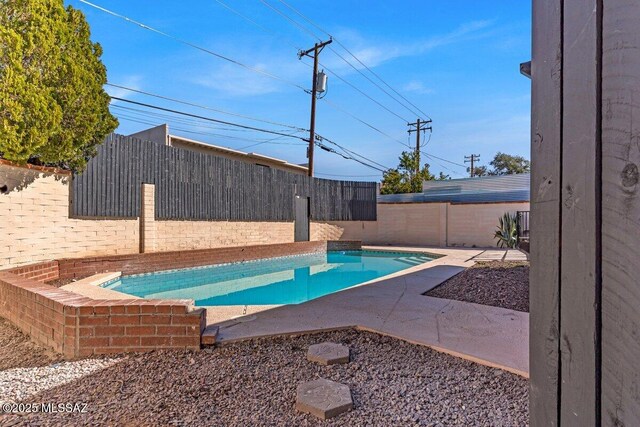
[494,212,518,248]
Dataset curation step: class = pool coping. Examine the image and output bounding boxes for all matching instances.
[204,246,530,377]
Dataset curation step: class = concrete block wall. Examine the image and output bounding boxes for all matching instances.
[153,220,294,252]
[322,201,530,248]
[0,162,139,269]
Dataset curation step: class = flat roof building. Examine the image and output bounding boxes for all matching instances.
[128,124,308,175]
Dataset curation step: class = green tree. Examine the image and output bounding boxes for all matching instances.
[467,164,489,177]
[0,0,117,170]
[381,151,445,194]
[489,152,530,175]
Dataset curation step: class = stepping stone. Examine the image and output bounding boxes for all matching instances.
[295,378,353,420]
[307,342,350,365]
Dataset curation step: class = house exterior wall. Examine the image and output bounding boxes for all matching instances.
[169,139,307,175]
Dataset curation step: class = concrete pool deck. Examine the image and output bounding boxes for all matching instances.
[204,246,530,377]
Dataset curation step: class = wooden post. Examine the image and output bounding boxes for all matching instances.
[601,2,640,426]
[531,1,640,425]
[530,0,563,425]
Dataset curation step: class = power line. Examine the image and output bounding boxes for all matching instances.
[213,0,409,123]
[107,83,307,132]
[111,97,388,173]
[422,151,467,168]
[110,96,309,140]
[316,172,381,178]
[114,112,305,146]
[95,2,409,153]
[320,98,411,148]
[275,0,431,120]
[316,134,392,170]
[79,0,306,91]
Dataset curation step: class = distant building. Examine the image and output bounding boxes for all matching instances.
[378,174,530,204]
[128,124,308,175]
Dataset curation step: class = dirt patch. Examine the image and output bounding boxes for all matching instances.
[45,278,77,287]
[2,330,528,426]
[425,261,529,312]
[0,318,63,371]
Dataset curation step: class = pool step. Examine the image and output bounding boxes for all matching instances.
[201,326,219,346]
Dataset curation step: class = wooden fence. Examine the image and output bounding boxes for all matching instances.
[71,134,377,221]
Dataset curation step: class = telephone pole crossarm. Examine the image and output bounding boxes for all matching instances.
[407,119,433,175]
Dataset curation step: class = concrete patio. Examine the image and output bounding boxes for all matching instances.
[204,246,529,377]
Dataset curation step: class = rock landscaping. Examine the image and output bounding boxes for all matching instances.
[425,261,530,312]
[0,326,529,426]
[0,318,62,371]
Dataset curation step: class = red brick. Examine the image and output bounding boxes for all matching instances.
[125,326,155,336]
[172,315,201,325]
[156,326,186,336]
[109,305,127,314]
[171,336,200,347]
[141,315,171,325]
[79,336,109,347]
[78,327,94,337]
[79,316,109,326]
[110,336,140,347]
[125,305,140,315]
[94,326,125,336]
[110,315,140,326]
[140,336,172,347]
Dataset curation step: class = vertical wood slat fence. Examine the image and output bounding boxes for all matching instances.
[71,134,377,221]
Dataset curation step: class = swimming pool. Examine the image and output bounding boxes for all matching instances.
[104,250,434,306]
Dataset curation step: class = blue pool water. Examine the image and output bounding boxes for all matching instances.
[104,250,434,306]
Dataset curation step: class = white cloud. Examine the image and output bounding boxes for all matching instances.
[192,63,282,97]
[325,20,495,73]
[105,75,144,102]
[402,81,434,95]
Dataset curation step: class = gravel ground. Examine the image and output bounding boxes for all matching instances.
[1,330,528,427]
[425,262,529,312]
[0,318,62,370]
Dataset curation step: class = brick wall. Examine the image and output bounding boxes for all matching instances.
[0,270,205,357]
[0,162,139,269]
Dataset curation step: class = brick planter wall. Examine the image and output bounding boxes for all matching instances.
[0,270,205,358]
[0,241,360,357]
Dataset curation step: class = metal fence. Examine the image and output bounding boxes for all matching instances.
[71,134,377,221]
[516,210,530,241]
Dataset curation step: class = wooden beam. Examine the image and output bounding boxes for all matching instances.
[560,1,601,424]
[601,1,640,425]
[529,0,563,425]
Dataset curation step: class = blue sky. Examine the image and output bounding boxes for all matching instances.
[69,0,531,180]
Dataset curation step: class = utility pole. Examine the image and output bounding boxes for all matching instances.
[464,154,481,177]
[407,119,432,175]
[298,38,332,177]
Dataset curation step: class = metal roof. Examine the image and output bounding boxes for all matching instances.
[379,174,530,204]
